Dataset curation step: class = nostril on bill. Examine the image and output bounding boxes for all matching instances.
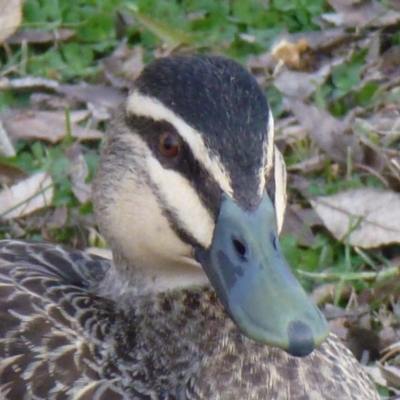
[232,238,247,259]
[271,233,278,251]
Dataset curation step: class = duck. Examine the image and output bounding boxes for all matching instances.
[0,54,380,400]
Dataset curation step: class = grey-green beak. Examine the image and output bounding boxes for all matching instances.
[195,192,328,357]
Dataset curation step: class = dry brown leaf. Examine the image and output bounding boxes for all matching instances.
[102,44,144,88]
[0,172,53,219]
[0,76,59,91]
[323,304,350,340]
[381,340,400,363]
[271,38,309,69]
[310,283,336,305]
[274,69,325,100]
[86,247,112,259]
[247,53,276,76]
[364,364,387,388]
[45,206,68,230]
[276,123,308,147]
[356,111,400,140]
[274,56,344,100]
[1,110,102,143]
[291,28,358,52]
[310,188,400,248]
[323,0,400,28]
[30,93,82,111]
[0,0,22,44]
[289,174,313,197]
[287,154,326,174]
[0,161,26,186]
[379,363,400,389]
[281,205,316,247]
[58,84,124,112]
[380,327,400,351]
[5,28,74,44]
[0,119,15,157]
[287,100,363,163]
[248,29,353,75]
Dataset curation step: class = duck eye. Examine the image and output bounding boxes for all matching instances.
[159,132,181,158]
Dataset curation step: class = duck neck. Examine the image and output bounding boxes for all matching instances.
[113,282,235,349]
[98,252,210,309]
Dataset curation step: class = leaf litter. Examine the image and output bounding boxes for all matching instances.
[246,1,400,392]
[1,0,400,395]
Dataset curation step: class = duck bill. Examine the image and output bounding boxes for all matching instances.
[195,192,328,357]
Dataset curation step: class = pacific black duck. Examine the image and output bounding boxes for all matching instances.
[0,55,380,399]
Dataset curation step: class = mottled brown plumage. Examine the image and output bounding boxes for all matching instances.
[0,241,379,399]
[0,55,380,399]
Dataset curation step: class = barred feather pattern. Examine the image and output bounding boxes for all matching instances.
[0,240,379,400]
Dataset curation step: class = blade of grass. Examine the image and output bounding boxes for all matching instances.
[125,4,193,46]
[298,266,400,282]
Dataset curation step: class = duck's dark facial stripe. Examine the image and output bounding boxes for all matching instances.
[134,55,270,210]
[148,179,204,249]
[126,91,233,198]
[125,113,221,246]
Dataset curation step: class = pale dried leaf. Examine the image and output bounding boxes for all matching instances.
[247,52,276,74]
[380,327,400,352]
[310,188,400,248]
[379,363,400,389]
[30,93,81,111]
[364,364,387,387]
[5,28,74,44]
[45,206,68,230]
[0,119,15,157]
[0,172,53,219]
[287,155,325,174]
[309,283,337,305]
[277,124,308,144]
[102,44,144,88]
[327,317,347,341]
[0,161,26,186]
[0,77,59,91]
[281,205,316,247]
[69,110,92,124]
[0,0,22,43]
[238,33,256,43]
[355,112,400,139]
[381,340,400,363]
[274,69,323,100]
[287,100,363,163]
[291,28,358,51]
[378,46,400,78]
[323,0,400,28]
[58,84,124,111]
[365,30,381,65]
[86,247,112,259]
[274,58,342,100]
[87,102,111,123]
[1,110,102,143]
[0,80,123,114]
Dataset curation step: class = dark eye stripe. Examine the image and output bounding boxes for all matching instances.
[148,178,204,248]
[125,113,222,227]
